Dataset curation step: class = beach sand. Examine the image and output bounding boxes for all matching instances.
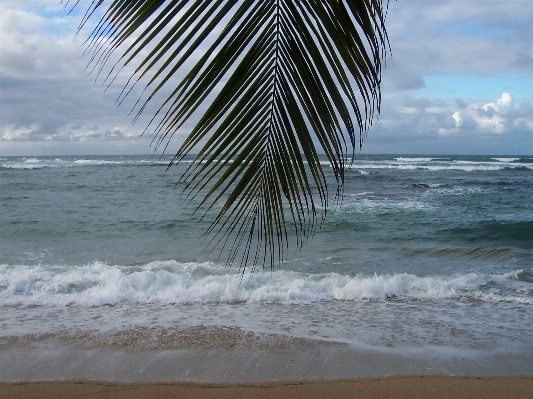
[2,377,533,399]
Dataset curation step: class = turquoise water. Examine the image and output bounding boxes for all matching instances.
[1,154,532,365]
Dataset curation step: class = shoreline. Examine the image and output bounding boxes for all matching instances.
[2,326,532,383]
[2,376,533,399]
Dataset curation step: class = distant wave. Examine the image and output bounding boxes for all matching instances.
[3,157,532,171]
[409,183,448,189]
[505,166,532,172]
[0,261,528,307]
[2,164,49,170]
[335,197,435,214]
[491,158,521,162]
[1,158,171,169]
[309,157,532,172]
[394,157,437,162]
[73,159,125,165]
[350,163,531,172]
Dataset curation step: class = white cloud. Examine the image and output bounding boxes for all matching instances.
[444,93,533,135]
[363,93,533,154]
[1,124,40,141]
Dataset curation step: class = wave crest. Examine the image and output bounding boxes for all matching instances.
[0,262,527,307]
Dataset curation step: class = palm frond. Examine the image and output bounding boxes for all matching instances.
[69,0,389,275]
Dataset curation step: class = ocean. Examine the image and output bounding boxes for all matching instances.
[1,154,532,379]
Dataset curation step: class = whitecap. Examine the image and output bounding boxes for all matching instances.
[137,160,169,164]
[394,157,435,162]
[492,158,520,162]
[73,159,124,165]
[349,163,506,172]
[1,262,526,307]
[2,164,47,170]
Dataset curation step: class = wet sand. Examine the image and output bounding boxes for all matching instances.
[2,376,533,399]
[2,326,532,397]
[1,325,331,351]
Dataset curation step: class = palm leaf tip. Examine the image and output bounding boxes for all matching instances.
[76,0,390,274]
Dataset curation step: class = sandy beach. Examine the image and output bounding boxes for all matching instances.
[3,377,533,399]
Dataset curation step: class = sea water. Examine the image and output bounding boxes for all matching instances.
[1,154,532,375]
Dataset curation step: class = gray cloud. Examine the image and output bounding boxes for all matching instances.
[384,61,426,91]
[513,51,533,69]
[0,3,213,156]
[384,1,533,76]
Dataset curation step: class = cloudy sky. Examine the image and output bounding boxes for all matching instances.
[1,0,532,156]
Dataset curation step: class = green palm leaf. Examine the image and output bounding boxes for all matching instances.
[66,0,389,275]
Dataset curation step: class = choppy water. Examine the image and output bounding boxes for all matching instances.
[1,155,532,360]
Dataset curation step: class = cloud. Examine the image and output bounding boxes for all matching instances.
[384,1,533,77]
[362,93,533,154]
[513,51,533,69]
[1,122,137,142]
[455,99,468,109]
[443,93,533,135]
[0,5,159,153]
[1,1,532,156]
[0,2,214,156]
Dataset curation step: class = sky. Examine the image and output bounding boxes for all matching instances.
[1,0,532,156]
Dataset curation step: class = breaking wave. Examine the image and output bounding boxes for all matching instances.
[0,261,528,307]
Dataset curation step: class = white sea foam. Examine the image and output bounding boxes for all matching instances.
[73,159,125,165]
[432,185,486,196]
[492,158,520,162]
[337,197,434,213]
[137,160,169,164]
[347,191,375,197]
[3,157,530,171]
[2,164,48,170]
[350,162,531,172]
[394,157,436,162]
[0,262,527,307]
[1,158,47,169]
